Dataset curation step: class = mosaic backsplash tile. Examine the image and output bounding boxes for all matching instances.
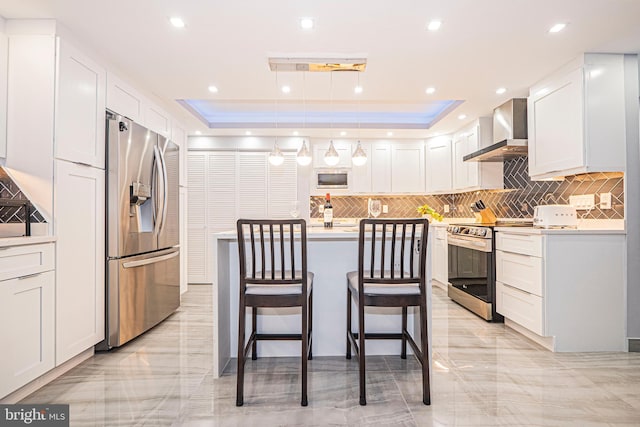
[310,157,624,220]
[0,167,46,223]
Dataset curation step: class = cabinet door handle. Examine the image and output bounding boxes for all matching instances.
[18,272,42,280]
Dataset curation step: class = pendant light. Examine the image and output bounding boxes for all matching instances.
[351,72,368,166]
[296,71,312,166]
[324,72,340,166]
[269,70,285,166]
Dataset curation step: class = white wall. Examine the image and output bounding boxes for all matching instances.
[626,54,640,340]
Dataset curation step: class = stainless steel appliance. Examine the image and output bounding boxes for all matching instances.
[447,222,532,321]
[463,98,528,162]
[97,111,180,350]
[315,169,349,189]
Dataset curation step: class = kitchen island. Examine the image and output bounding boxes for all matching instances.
[210,225,432,377]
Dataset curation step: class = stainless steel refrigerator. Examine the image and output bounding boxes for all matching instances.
[97,111,180,350]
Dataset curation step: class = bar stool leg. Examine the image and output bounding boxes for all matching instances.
[401,306,408,359]
[301,301,309,406]
[358,299,366,406]
[251,308,258,360]
[420,300,431,405]
[346,287,352,359]
[236,302,246,406]
[308,290,313,360]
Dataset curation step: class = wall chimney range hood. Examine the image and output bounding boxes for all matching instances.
[464,98,528,162]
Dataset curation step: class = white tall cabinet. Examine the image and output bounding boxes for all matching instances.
[187,151,297,283]
[0,18,7,158]
[5,27,107,367]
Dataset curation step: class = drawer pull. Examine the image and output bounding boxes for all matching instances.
[18,272,42,280]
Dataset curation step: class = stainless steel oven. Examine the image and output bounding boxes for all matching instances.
[447,225,500,322]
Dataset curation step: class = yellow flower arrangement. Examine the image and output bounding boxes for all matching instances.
[416,204,444,222]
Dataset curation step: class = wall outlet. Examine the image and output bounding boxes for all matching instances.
[600,192,612,209]
[382,204,388,214]
[569,194,595,210]
[443,204,450,213]
[318,205,324,213]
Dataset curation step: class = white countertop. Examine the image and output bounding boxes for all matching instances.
[494,226,626,235]
[0,235,57,248]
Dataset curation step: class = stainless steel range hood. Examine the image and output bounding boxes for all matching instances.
[464,98,528,162]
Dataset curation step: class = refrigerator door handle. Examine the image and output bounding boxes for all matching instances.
[158,146,169,234]
[122,250,179,269]
[152,146,165,236]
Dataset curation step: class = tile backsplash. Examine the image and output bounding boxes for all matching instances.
[0,167,46,223]
[310,157,624,220]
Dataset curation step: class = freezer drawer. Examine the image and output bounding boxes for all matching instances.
[103,248,180,349]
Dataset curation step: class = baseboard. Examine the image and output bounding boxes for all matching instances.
[504,319,554,351]
[629,339,640,352]
[0,348,94,404]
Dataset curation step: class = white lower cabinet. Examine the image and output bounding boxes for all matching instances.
[431,226,448,286]
[495,230,625,351]
[54,159,105,365]
[0,244,55,398]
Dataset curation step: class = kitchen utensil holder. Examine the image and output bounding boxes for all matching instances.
[474,208,497,224]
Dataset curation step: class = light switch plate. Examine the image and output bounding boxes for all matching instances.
[569,194,595,210]
[382,205,388,214]
[600,192,612,209]
[444,205,450,213]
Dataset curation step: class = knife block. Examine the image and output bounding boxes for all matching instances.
[475,208,497,224]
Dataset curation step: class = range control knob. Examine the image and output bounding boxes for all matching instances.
[477,229,487,237]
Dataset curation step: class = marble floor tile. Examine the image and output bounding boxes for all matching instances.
[18,284,640,426]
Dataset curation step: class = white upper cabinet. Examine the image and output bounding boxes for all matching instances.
[106,73,145,124]
[371,142,392,193]
[145,103,171,137]
[0,21,7,159]
[451,118,502,192]
[312,141,352,168]
[171,124,187,186]
[528,53,627,180]
[350,142,372,193]
[425,135,452,193]
[391,142,425,193]
[55,38,106,168]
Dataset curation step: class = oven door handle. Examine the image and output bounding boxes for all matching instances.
[447,236,492,252]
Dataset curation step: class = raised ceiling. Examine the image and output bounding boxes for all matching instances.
[1,0,640,138]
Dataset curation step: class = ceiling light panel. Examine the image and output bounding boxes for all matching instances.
[281,85,291,93]
[425,87,436,94]
[427,20,442,31]
[496,87,507,94]
[208,85,218,93]
[300,18,314,30]
[268,57,367,72]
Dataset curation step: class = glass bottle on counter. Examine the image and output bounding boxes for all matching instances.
[323,193,333,228]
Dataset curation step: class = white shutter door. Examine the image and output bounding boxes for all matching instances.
[238,152,267,218]
[187,153,208,283]
[208,152,238,232]
[268,153,297,218]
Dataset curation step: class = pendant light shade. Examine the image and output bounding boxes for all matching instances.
[296,139,312,166]
[352,140,367,166]
[324,140,340,166]
[269,141,285,166]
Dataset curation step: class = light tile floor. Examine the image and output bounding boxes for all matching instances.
[22,285,640,426]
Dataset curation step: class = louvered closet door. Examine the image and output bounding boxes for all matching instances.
[208,152,238,232]
[237,152,267,218]
[268,153,297,218]
[187,153,208,283]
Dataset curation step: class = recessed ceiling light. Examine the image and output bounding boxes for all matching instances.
[496,87,507,95]
[427,20,442,31]
[169,17,185,28]
[245,131,252,135]
[425,87,436,95]
[458,114,467,120]
[354,85,363,94]
[387,132,393,137]
[300,18,314,30]
[548,23,566,33]
[281,85,291,94]
[194,130,202,136]
[293,131,299,136]
[208,85,218,93]
[340,131,347,136]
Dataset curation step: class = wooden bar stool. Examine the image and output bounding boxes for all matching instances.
[236,219,313,407]
[346,218,430,405]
